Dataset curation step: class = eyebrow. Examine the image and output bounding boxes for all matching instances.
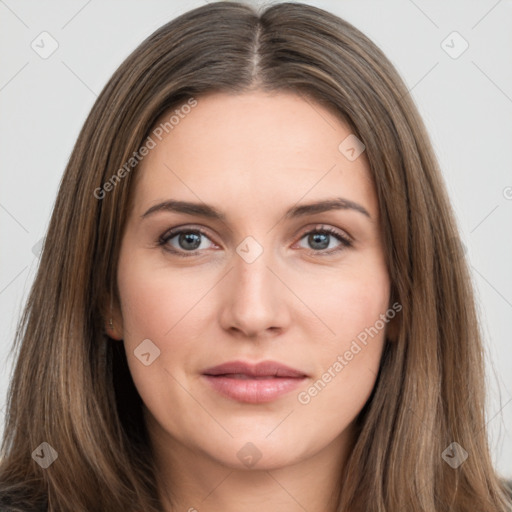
[141,197,371,221]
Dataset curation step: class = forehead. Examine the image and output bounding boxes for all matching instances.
[132,91,376,220]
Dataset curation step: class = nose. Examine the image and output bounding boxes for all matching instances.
[218,245,291,340]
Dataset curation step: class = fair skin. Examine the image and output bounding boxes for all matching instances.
[111,91,393,512]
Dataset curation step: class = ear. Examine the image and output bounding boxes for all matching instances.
[103,292,124,340]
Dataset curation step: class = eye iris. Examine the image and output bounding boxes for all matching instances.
[309,232,329,250]
[169,230,339,252]
[179,232,201,250]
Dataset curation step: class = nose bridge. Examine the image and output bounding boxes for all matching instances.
[233,241,277,308]
[235,247,273,296]
[219,237,288,336]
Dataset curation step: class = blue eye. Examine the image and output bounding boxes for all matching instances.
[296,226,352,254]
[158,225,352,257]
[159,228,214,255]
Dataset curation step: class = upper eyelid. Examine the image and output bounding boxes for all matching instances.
[160,224,216,242]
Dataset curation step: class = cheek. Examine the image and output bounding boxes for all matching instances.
[296,266,390,420]
[116,258,199,424]
[296,261,390,347]
[116,251,215,390]
[116,247,206,342]
[294,259,390,396]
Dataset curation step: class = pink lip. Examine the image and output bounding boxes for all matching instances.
[202,360,308,403]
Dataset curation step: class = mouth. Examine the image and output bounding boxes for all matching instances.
[202,360,308,404]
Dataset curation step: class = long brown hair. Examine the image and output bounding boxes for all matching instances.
[1,2,510,511]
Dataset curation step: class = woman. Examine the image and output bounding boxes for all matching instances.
[0,2,510,511]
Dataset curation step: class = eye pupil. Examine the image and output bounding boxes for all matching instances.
[309,232,329,250]
[163,227,346,256]
[179,232,201,250]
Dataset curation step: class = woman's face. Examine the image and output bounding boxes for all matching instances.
[114,91,392,470]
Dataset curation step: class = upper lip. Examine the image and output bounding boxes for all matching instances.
[202,360,307,378]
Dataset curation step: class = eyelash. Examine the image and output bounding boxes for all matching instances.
[157,225,353,258]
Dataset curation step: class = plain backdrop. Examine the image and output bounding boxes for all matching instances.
[1,0,511,478]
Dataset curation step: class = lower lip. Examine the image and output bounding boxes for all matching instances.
[202,375,306,403]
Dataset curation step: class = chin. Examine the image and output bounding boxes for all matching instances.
[200,436,310,471]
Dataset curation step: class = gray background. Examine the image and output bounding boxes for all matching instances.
[1,0,511,477]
